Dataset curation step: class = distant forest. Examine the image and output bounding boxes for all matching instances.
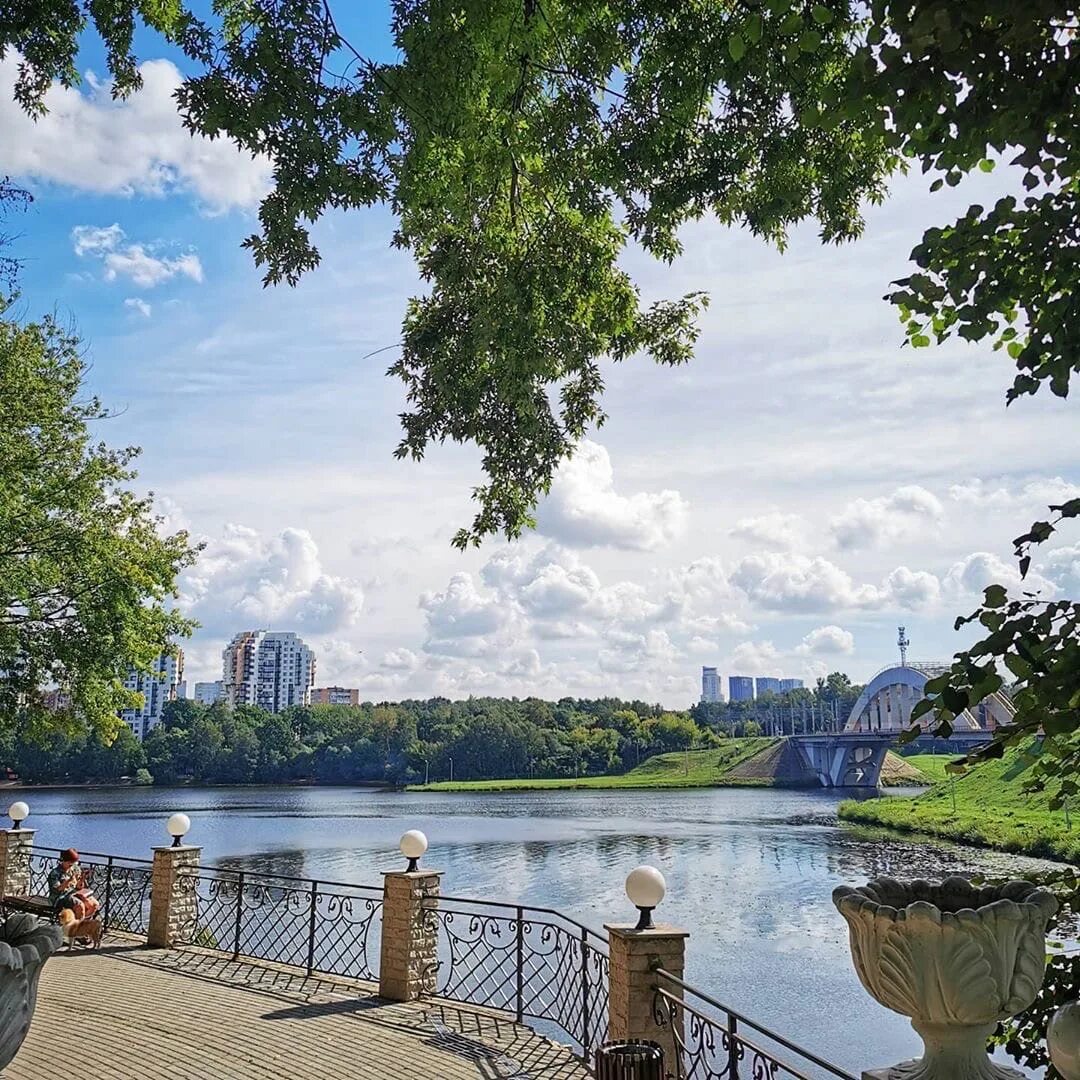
[3,674,863,786]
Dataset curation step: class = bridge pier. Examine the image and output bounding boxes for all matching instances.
[793,735,893,788]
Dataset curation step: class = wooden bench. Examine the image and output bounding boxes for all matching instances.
[2,894,54,920]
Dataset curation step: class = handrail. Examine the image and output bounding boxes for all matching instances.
[438,891,609,947]
[30,845,154,866]
[654,969,857,1080]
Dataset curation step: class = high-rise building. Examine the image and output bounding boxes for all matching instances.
[120,650,184,740]
[700,667,721,703]
[755,677,782,697]
[312,686,360,706]
[729,675,754,702]
[780,678,804,693]
[223,631,316,713]
[193,680,224,705]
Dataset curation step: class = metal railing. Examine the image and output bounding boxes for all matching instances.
[652,969,857,1080]
[21,846,155,935]
[173,865,383,981]
[425,893,610,1063]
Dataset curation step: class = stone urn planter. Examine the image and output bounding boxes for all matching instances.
[0,913,63,1070]
[833,875,1057,1080]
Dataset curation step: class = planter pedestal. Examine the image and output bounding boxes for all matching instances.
[0,913,63,1070]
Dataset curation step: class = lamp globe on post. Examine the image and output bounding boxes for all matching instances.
[625,865,666,931]
[166,812,191,848]
[399,829,428,872]
[7,801,28,830]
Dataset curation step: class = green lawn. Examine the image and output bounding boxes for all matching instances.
[896,753,958,783]
[840,741,1080,863]
[408,738,777,792]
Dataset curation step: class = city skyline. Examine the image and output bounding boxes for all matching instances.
[1,11,1077,709]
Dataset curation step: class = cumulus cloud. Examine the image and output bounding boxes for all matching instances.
[943,551,1055,599]
[124,297,152,317]
[0,55,271,212]
[420,572,521,657]
[1042,544,1080,595]
[949,477,1080,509]
[829,485,943,550]
[730,511,805,551]
[72,224,203,287]
[536,440,688,550]
[180,524,364,635]
[730,551,939,612]
[795,625,855,656]
[726,640,781,675]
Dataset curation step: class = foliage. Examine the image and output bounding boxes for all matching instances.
[691,673,862,733]
[0,694,739,786]
[0,177,30,289]
[907,498,1080,791]
[0,309,199,736]
[4,3,1074,544]
[839,740,1080,863]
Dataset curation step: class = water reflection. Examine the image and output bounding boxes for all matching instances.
[13,783,1057,1077]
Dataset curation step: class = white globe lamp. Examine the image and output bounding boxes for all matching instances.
[7,801,28,830]
[400,829,428,872]
[625,865,666,931]
[166,812,191,848]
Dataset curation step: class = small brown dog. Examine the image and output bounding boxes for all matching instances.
[57,908,102,950]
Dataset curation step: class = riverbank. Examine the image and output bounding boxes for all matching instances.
[839,743,1079,863]
[409,740,931,793]
[410,739,778,791]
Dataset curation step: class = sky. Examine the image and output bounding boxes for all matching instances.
[1,11,1077,708]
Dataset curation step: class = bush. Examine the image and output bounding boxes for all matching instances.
[133,768,153,786]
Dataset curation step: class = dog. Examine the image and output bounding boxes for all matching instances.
[57,908,103,950]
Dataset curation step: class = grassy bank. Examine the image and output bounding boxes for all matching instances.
[409,738,777,792]
[840,743,1080,863]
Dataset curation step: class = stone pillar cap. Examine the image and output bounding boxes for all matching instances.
[381,868,444,878]
[152,844,202,853]
[605,922,689,939]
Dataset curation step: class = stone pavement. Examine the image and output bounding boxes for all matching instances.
[6,939,592,1080]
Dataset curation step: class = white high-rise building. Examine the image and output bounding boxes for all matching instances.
[701,666,721,703]
[120,650,184,740]
[193,680,224,705]
[222,631,316,713]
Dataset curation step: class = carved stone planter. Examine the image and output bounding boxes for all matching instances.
[0,913,63,1070]
[833,876,1057,1080]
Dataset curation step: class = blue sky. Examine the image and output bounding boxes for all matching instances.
[2,9,1078,705]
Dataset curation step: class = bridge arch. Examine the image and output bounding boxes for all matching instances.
[844,663,993,733]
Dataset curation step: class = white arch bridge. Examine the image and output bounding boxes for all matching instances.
[789,663,1013,788]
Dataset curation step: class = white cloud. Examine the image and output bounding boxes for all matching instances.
[829,485,943,550]
[730,511,806,551]
[0,55,271,212]
[179,524,364,635]
[1042,544,1080,595]
[726,640,782,675]
[72,224,203,288]
[420,572,521,657]
[536,440,688,550]
[949,477,1080,509]
[124,297,152,318]
[943,551,1055,599]
[730,552,939,613]
[380,648,419,672]
[795,625,855,656]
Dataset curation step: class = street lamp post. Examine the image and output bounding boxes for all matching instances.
[448,757,454,784]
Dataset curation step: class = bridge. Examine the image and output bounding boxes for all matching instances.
[788,661,1012,788]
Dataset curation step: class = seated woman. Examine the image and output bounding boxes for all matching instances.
[48,848,100,921]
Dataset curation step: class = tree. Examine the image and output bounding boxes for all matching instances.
[0,309,199,735]
[0,178,31,290]
[3,3,1073,544]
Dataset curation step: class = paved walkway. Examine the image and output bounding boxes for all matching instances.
[6,939,591,1080]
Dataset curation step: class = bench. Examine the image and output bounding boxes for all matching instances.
[2,894,54,920]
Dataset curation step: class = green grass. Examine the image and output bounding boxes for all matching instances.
[408,738,777,792]
[840,741,1080,863]
[897,753,958,784]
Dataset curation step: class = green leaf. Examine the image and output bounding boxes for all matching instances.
[728,34,747,61]
[812,5,833,24]
[745,14,763,43]
[799,30,822,53]
[983,584,1008,608]
[979,158,995,173]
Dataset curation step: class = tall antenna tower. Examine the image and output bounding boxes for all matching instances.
[898,625,910,667]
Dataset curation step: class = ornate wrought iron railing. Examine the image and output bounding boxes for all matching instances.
[173,865,383,981]
[425,893,610,1063]
[22,846,154,935]
[652,969,857,1080]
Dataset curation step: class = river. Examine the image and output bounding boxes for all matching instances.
[11,783,1060,1076]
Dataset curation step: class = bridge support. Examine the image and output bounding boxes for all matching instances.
[795,737,891,788]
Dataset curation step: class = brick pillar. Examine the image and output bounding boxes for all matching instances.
[0,828,34,898]
[605,922,689,1067]
[379,870,442,1002]
[147,845,200,947]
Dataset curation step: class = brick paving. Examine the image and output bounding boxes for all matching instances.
[5,939,591,1080]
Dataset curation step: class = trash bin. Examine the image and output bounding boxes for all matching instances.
[594,1040,664,1079]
